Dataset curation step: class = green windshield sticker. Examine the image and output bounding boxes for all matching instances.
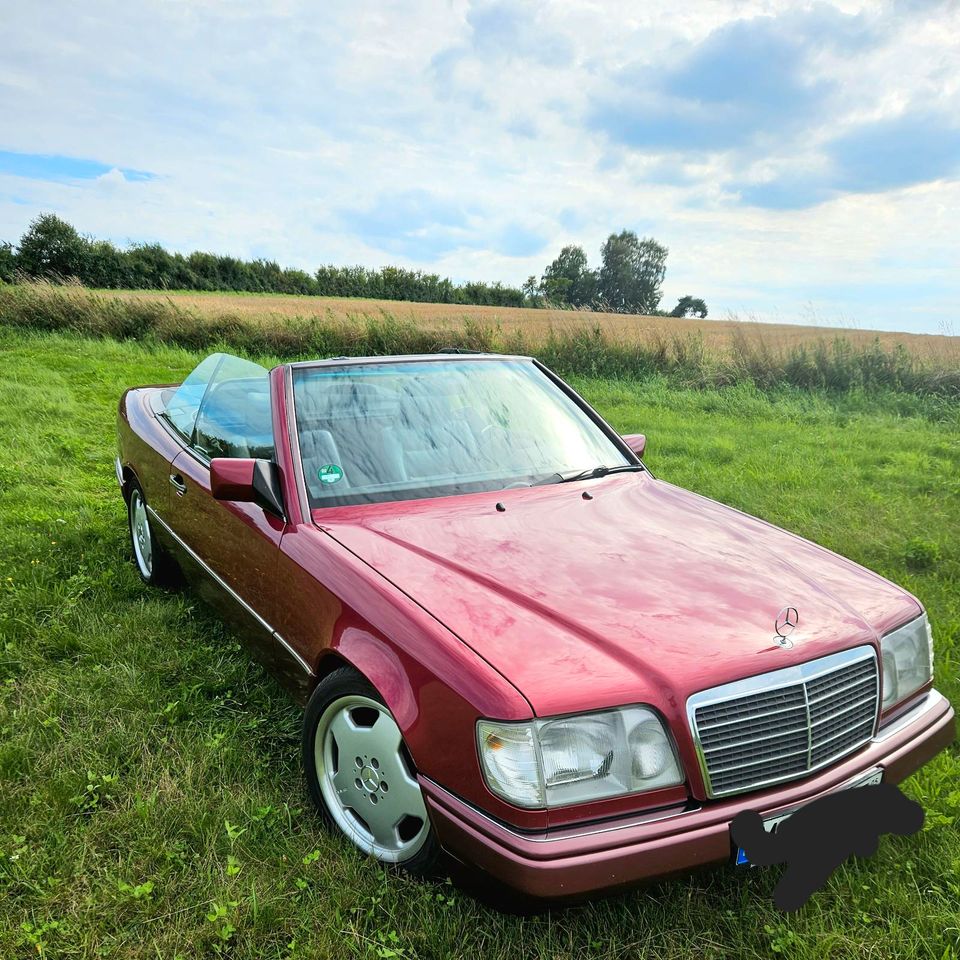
[317,464,344,485]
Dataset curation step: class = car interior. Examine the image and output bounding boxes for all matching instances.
[296,380,491,500]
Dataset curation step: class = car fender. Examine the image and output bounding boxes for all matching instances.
[315,630,418,730]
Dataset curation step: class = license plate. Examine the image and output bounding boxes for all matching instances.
[734,767,883,866]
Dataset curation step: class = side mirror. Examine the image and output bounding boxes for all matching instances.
[621,433,646,458]
[210,458,284,517]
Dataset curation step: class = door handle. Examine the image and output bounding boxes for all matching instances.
[169,473,187,495]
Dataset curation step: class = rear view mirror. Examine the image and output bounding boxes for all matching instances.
[621,433,646,458]
[210,458,284,517]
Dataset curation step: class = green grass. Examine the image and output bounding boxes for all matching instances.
[1,330,958,960]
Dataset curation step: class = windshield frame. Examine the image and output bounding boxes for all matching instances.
[287,354,644,512]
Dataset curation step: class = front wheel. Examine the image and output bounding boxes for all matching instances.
[303,667,439,874]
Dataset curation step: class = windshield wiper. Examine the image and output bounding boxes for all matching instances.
[532,463,645,486]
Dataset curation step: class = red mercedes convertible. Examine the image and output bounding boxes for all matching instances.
[116,351,954,897]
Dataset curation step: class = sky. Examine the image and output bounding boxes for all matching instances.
[2,0,959,334]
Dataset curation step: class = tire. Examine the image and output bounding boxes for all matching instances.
[127,481,178,587]
[303,666,440,876]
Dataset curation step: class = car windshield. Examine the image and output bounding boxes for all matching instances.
[292,357,631,507]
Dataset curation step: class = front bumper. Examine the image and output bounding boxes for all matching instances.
[422,690,955,899]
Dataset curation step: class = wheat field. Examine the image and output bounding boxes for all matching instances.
[100,288,959,362]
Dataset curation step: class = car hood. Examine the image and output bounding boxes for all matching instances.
[315,473,920,718]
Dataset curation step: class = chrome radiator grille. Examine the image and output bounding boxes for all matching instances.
[688,647,879,798]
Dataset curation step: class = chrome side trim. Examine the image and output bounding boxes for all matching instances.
[114,456,124,487]
[422,777,695,843]
[272,629,312,676]
[873,690,945,742]
[687,645,878,799]
[146,505,314,677]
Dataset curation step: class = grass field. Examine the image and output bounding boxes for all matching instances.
[99,288,960,361]
[1,329,958,959]
[4,282,959,398]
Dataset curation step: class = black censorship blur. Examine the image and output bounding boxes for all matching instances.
[731,783,925,912]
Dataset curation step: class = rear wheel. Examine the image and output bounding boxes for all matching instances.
[303,667,439,874]
[127,482,177,586]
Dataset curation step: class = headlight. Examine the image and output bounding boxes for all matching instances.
[881,614,933,711]
[477,706,683,809]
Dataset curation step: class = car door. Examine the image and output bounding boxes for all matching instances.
[163,355,288,672]
[144,354,226,529]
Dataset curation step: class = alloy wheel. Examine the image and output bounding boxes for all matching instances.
[130,489,153,579]
[314,694,429,863]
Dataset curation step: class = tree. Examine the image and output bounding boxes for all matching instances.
[83,239,131,288]
[540,244,596,306]
[521,275,546,307]
[597,231,668,314]
[0,242,16,282]
[16,213,86,279]
[8,214,532,306]
[540,273,572,304]
[127,243,179,289]
[669,295,708,318]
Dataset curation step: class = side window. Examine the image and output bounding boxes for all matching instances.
[194,355,274,461]
[164,353,224,439]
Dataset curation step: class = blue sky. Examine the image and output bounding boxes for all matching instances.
[2,0,959,334]
[0,152,154,183]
